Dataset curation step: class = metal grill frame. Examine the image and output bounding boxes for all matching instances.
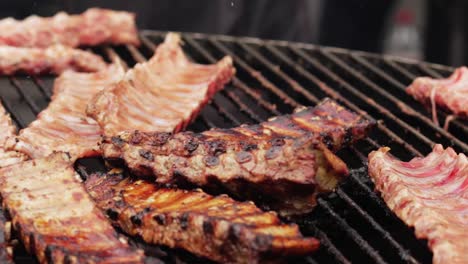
[1,30,467,264]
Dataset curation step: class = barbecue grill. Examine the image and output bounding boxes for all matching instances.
[2,30,467,264]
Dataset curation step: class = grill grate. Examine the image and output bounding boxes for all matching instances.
[1,30,467,263]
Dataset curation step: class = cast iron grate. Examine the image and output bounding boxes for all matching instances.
[2,30,467,263]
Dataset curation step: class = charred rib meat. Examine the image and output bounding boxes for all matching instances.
[0,153,144,263]
[368,145,468,264]
[0,45,107,75]
[87,32,235,137]
[85,171,319,263]
[254,98,374,151]
[0,8,139,48]
[101,101,361,216]
[6,63,125,161]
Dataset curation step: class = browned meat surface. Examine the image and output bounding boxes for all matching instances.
[0,45,107,75]
[6,64,125,161]
[101,113,356,216]
[100,99,373,216]
[87,33,235,137]
[244,98,374,152]
[85,171,319,263]
[0,8,139,48]
[368,145,468,264]
[0,153,144,263]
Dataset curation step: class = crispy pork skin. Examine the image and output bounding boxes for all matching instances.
[406,66,468,117]
[0,153,144,263]
[6,64,125,161]
[368,145,468,264]
[0,8,139,48]
[101,128,349,216]
[0,45,107,75]
[87,33,235,137]
[85,171,319,263]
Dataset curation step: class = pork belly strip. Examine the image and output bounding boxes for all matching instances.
[368,145,468,264]
[0,45,107,75]
[0,102,26,168]
[6,64,125,161]
[85,171,319,263]
[406,66,468,117]
[0,152,144,263]
[101,114,350,216]
[87,32,235,137]
[0,8,139,48]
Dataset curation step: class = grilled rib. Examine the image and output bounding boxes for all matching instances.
[368,145,468,264]
[101,102,363,216]
[0,8,139,48]
[87,32,235,137]
[0,45,107,75]
[406,66,468,120]
[6,63,125,161]
[85,171,319,263]
[0,152,144,263]
[250,98,374,152]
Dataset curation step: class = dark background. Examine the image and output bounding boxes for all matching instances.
[0,0,465,67]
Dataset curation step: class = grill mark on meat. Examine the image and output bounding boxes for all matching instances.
[101,130,348,217]
[0,45,107,75]
[0,8,139,48]
[6,64,125,161]
[0,153,144,263]
[262,98,375,151]
[87,33,236,137]
[368,145,468,264]
[85,172,319,263]
[406,66,468,118]
[101,99,373,216]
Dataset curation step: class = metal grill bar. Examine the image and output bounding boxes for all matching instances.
[9,78,41,115]
[418,64,443,78]
[379,57,468,138]
[335,189,417,264]
[175,34,420,259]
[0,97,24,129]
[263,44,422,156]
[238,42,320,104]
[316,199,387,264]
[206,38,300,108]
[31,77,51,100]
[128,37,252,128]
[3,31,460,263]
[185,37,282,115]
[345,53,467,151]
[290,47,433,154]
